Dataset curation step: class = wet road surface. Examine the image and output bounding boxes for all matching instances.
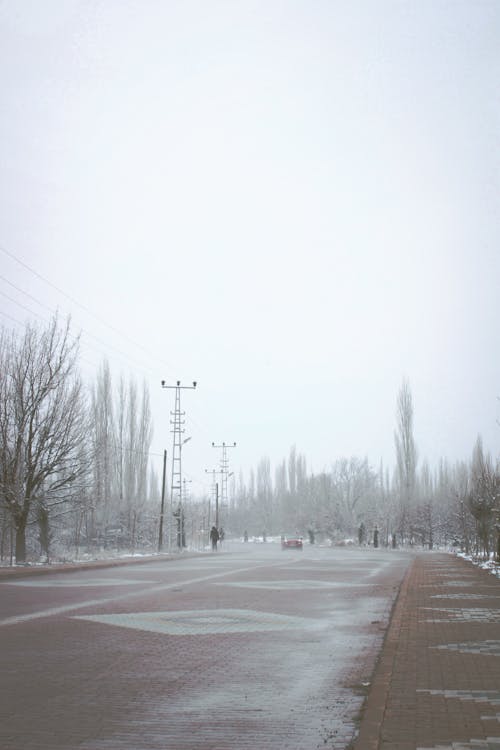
[0,542,413,749]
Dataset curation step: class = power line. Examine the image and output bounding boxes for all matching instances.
[0,309,26,328]
[0,288,52,325]
[0,273,56,316]
[0,300,104,372]
[0,286,138,375]
[0,246,220,439]
[0,242,176,377]
[0,268,160,380]
[0,291,217,473]
[0,245,226,484]
[0,268,215,447]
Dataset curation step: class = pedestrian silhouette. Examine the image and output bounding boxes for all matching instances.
[210,525,219,551]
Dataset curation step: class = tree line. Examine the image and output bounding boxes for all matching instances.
[227,382,499,559]
[0,317,158,563]
[1,317,498,564]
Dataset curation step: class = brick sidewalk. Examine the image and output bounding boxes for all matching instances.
[353,552,500,750]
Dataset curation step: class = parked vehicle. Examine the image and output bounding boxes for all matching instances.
[281,535,303,550]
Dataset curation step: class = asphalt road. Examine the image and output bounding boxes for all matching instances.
[0,542,413,750]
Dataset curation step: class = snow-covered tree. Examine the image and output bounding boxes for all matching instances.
[0,317,88,562]
[394,378,418,540]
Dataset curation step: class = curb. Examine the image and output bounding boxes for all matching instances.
[353,556,415,750]
[0,550,212,581]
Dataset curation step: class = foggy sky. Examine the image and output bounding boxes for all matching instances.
[1,0,499,495]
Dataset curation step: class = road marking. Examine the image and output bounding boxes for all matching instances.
[430,640,500,656]
[214,579,370,590]
[0,560,295,628]
[73,608,316,635]
[430,593,500,600]
[3,577,154,587]
[417,689,500,705]
[421,607,500,623]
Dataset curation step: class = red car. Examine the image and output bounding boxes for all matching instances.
[281,535,303,550]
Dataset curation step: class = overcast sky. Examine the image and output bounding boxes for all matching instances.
[1,0,499,496]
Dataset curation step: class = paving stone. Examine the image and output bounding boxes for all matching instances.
[0,546,410,750]
[354,553,500,750]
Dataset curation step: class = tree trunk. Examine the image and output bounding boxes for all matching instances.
[0,516,7,561]
[38,505,51,563]
[15,524,27,563]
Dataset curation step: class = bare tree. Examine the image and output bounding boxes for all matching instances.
[412,459,435,548]
[90,360,115,534]
[394,378,418,541]
[124,377,138,529]
[449,460,473,554]
[114,376,127,515]
[468,435,498,557]
[87,367,154,550]
[0,317,88,562]
[129,380,153,548]
[256,456,273,534]
[285,446,307,531]
[330,457,376,536]
[287,445,297,497]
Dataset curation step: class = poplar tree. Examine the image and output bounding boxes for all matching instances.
[394,378,418,541]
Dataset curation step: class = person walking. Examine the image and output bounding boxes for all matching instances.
[210,525,219,551]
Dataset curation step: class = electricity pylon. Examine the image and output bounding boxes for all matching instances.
[205,467,223,529]
[211,441,236,529]
[161,380,196,550]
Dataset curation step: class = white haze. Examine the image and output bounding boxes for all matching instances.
[0,0,499,494]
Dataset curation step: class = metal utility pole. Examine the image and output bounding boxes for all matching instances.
[204,468,220,533]
[158,449,167,552]
[182,477,192,548]
[161,380,197,550]
[211,441,236,530]
[182,477,192,500]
